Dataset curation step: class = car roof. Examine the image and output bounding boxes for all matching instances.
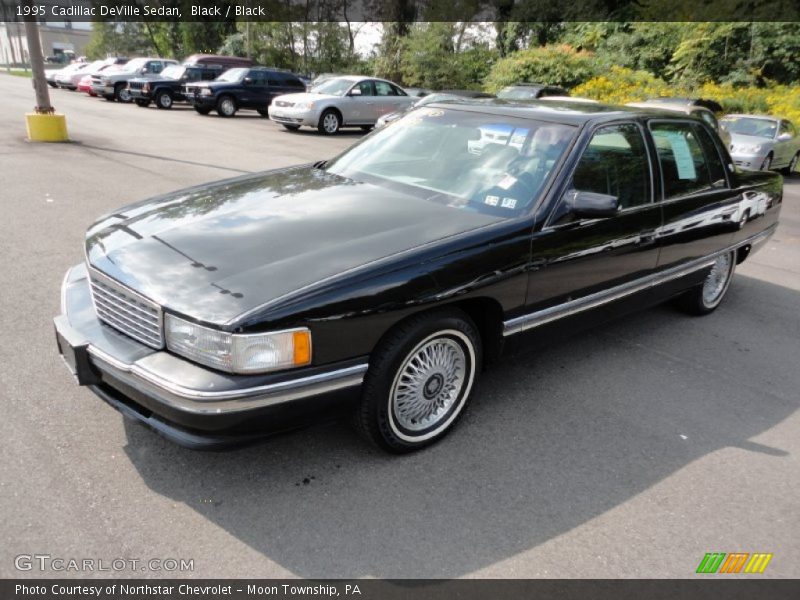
[421,98,703,126]
[722,114,781,121]
[627,101,709,114]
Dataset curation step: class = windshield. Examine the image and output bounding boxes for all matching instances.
[721,117,779,139]
[122,58,147,73]
[311,77,355,96]
[159,65,185,79]
[497,86,541,100]
[216,68,247,82]
[326,108,575,218]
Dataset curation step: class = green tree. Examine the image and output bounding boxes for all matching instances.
[484,44,598,92]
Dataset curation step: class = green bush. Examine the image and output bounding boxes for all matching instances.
[484,44,598,92]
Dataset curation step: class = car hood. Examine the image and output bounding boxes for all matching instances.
[86,166,501,326]
[727,133,775,147]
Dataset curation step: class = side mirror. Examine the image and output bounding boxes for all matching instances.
[349,87,362,96]
[243,77,253,85]
[777,132,792,142]
[567,190,620,219]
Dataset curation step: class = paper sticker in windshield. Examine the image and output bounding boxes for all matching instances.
[501,198,517,209]
[497,174,518,190]
[484,195,499,206]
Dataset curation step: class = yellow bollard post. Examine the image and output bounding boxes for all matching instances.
[22,11,69,142]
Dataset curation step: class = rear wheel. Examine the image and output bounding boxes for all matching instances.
[318,109,341,135]
[155,91,173,109]
[194,106,212,115]
[676,251,736,315]
[354,309,481,453]
[134,99,150,107]
[115,83,131,103]
[282,124,301,131]
[783,152,799,176]
[216,95,237,117]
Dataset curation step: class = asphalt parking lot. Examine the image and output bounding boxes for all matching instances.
[1,73,798,579]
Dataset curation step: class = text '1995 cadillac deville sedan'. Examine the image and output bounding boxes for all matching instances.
[55,101,782,452]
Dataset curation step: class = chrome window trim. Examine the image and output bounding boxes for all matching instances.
[502,225,776,337]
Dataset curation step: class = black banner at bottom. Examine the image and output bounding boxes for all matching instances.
[4,579,800,600]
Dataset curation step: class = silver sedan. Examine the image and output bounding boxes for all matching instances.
[721,114,800,174]
[268,75,414,135]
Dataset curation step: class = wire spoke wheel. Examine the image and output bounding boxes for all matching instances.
[391,336,467,433]
[702,253,733,307]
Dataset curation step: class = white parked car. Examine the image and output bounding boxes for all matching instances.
[269,76,414,134]
[55,60,100,90]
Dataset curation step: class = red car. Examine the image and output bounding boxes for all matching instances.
[77,74,95,96]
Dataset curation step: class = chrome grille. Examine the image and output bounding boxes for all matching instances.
[89,269,164,349]
[275,100,294,107]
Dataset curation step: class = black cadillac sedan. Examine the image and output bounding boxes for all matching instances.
[55,101,782,452]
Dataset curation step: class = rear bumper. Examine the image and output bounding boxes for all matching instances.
[55,263,367,448]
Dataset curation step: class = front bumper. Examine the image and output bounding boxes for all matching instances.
[188,94,216,108]
[54,264,367,448]
[268,106,320,127]
[92,82,114,96]
[129,89,152,101]
[730,151,768,171]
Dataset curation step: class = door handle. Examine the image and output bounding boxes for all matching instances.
[636,233,656,245]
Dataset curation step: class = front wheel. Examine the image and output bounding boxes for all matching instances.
[354,310,481,453]
[155,91,173,109]
[676,251,736,315]
[760,154,773,171]
[115,83,132,103]
[216,95,237,117]
[318,109,341,135]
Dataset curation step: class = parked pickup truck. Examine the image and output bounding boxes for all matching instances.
[183,67,306,117]
[129,64,226,109]
[91,57,178,103]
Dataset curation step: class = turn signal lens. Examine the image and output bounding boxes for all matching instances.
[292,330,312,366]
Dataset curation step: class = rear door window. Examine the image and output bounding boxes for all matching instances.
[650,122,719,199]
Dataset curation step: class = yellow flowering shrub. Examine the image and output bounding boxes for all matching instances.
[574,67,800,124]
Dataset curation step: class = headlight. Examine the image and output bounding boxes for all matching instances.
[102,77,111,84]
[733,143,763,154]
[200,88,213,96]
[301,101,315,109]
[142,83,150,92]
[165,314,311,374]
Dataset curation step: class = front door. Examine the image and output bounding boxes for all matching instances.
[341,80,377,124]
[525,122,662,317]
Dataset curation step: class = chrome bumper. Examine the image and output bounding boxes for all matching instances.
[55,263,367,438]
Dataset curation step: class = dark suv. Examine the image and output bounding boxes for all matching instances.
[184,67,306,117]
[129,64,225,109]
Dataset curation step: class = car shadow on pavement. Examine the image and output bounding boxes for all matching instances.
[121,275,798,578]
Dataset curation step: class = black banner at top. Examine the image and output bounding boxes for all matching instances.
[2,0,800,22]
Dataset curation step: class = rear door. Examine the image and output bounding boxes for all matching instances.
[373,80,411,119]
[649,120,740,269]
[775,120,797,167]
[525,121,662,315]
